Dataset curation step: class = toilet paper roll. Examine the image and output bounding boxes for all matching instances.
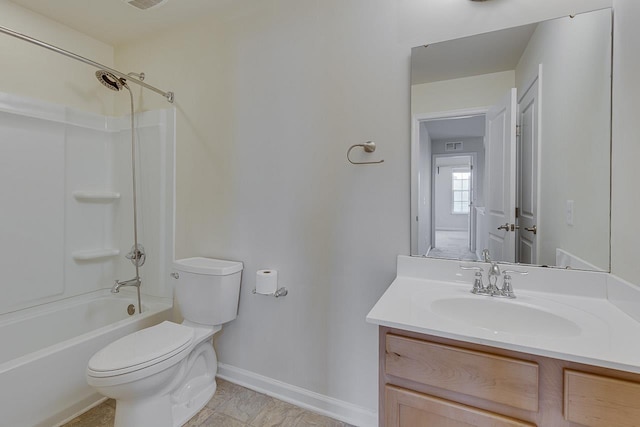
[256,270,278,295]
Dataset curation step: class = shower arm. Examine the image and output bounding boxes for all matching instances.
[0,24,174,103]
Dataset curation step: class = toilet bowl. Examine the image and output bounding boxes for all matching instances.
[86,258,243,427]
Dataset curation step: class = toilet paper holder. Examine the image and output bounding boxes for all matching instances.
[252,287,288,298]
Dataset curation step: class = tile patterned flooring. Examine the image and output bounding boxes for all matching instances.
[63,379,353,427]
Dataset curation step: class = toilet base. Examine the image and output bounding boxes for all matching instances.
[112,379,216,427]
[115,395,173,427]
[171,338,219,426]
[172,377,217,426]
[108,327,220,427]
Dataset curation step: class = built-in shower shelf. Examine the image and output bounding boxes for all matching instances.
[73,191,121,202]
[72,249,120,261]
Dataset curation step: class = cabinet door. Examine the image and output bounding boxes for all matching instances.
[385,385,535,427]
[564,370,640,427]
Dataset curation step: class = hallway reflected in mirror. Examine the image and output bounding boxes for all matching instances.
[427,230,479,261]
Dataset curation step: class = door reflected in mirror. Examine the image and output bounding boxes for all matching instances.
[410,8,612,272]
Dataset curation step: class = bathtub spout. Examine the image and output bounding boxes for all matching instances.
[112,277,141,293]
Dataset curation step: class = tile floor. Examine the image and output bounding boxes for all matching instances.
[63,379,353,427]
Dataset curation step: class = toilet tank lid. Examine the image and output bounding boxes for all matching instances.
[174,257,243,276]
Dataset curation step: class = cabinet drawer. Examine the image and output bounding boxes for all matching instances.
[385,334,539,411]
[385,385,535,427]
[564,370,640,427]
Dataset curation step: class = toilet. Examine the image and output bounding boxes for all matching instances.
[86,257,243,427]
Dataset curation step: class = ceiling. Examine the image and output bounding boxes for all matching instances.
[411,23,538,85]
[424,115,485,141]
[8,0,252,46]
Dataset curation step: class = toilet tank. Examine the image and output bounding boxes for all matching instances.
[173,257,243,326]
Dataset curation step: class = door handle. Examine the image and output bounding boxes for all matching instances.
[524,225,537,235]
[497,223,510,231]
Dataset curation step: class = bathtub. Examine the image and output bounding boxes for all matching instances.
[0,290,172,427]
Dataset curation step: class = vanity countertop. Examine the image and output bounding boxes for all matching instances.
[367,256,640,374]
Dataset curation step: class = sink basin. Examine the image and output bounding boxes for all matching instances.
[429,296,582,337]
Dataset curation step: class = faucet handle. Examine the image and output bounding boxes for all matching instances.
[502,269,528,276]
[499,269,527,299]
[459,265,484,272]
[459,265,486,294]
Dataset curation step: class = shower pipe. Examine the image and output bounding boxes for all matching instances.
[126,83,142,315]
[0,24,174,103]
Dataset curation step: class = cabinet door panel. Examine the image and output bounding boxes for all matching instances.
[385,334,539,411]
[385,385,535,427]
[564,370,640,427]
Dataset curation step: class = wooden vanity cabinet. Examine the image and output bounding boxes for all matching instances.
[379,327,640,427]
[385,385,535,427]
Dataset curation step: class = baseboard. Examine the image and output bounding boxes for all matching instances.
[217,363,378,427]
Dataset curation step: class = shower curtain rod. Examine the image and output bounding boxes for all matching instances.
[0,24,174,103]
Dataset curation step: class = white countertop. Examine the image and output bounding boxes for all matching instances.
[366,256,640,374]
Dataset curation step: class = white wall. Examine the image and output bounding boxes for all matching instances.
[0,0,115,114]
[611,0,640,282]
[515,9,611,269]
[412,71,515,115]
[116,2,407,420]
[113,0,615,421]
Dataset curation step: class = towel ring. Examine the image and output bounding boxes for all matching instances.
[347,141,384,165]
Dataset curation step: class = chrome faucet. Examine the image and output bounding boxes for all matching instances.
[460,249,528,298]
[486,261,502,295]
[112,277,141,293]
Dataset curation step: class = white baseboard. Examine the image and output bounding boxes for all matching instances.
[217,363,378,427]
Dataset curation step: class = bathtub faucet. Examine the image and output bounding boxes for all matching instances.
[112,277,141,293]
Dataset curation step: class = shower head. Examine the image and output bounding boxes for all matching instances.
[95,70,128,91]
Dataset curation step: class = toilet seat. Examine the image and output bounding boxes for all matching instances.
[87,321,194,379]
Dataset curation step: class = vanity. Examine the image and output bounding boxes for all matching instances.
[367,256,640,427]
[375,5,639,425]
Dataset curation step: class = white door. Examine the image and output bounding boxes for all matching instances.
[485,88,517,262]
[517,71,541,264]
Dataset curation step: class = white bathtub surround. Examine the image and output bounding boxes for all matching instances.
[0,290,172,427]
[0,91,176,427]
[367,256,640,375]
[0,91,175,316]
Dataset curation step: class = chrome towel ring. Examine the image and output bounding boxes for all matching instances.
[347,141,384,165]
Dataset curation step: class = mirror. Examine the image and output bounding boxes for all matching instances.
[410,8,612,272]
